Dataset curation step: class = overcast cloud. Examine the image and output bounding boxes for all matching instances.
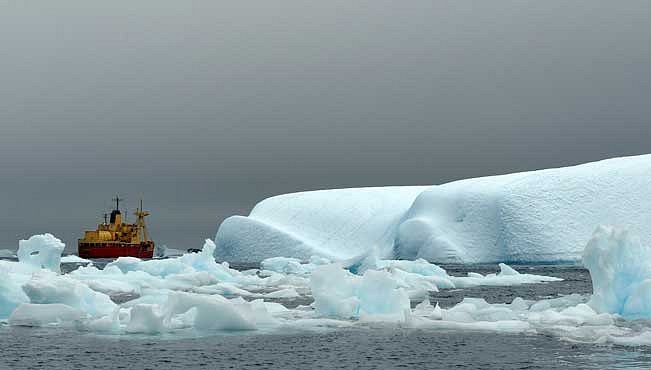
[1,1,650,251]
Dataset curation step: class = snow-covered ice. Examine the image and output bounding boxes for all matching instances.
[216,155,651,263]
[397,155,651,263]
[215,186,427,262]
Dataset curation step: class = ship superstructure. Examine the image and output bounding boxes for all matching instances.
[78,196,155,258]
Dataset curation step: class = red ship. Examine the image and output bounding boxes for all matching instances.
[78,197,155,259]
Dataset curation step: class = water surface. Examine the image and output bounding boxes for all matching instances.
[3,265,649,370]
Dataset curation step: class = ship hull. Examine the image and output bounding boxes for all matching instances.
[78,242,154,259]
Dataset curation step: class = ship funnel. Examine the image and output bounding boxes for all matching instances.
[110,209,122,224]
[110,195,124,224]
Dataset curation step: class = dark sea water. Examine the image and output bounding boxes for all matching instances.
[2,265,651,370]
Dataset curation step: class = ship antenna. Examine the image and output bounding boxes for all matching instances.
[112,195,123,211]
[103,213,108,225]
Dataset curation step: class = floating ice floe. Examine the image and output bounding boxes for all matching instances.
[125,292,275,334]
[310,264,411,322]
[0,265,29,318]
[262,255,561,300]
[395,226,651,346]
[0,232,564,333]
[8,227,651,346]
[9,303,85,327]
[1,234,67,317]
[583,225,651,319]
[16,233,65,273]
[406,295,609,336]
[22,271,117,317]
[60,255,92,264]
[0,237,283,334]
[260,256,332,275]
[153,244,185,258]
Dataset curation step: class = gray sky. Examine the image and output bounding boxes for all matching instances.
[1,1,650,251]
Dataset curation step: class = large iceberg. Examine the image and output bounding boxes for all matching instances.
[215,155,651,263]
[215,186,427,261]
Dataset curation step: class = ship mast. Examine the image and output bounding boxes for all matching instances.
[134,199,151,242]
